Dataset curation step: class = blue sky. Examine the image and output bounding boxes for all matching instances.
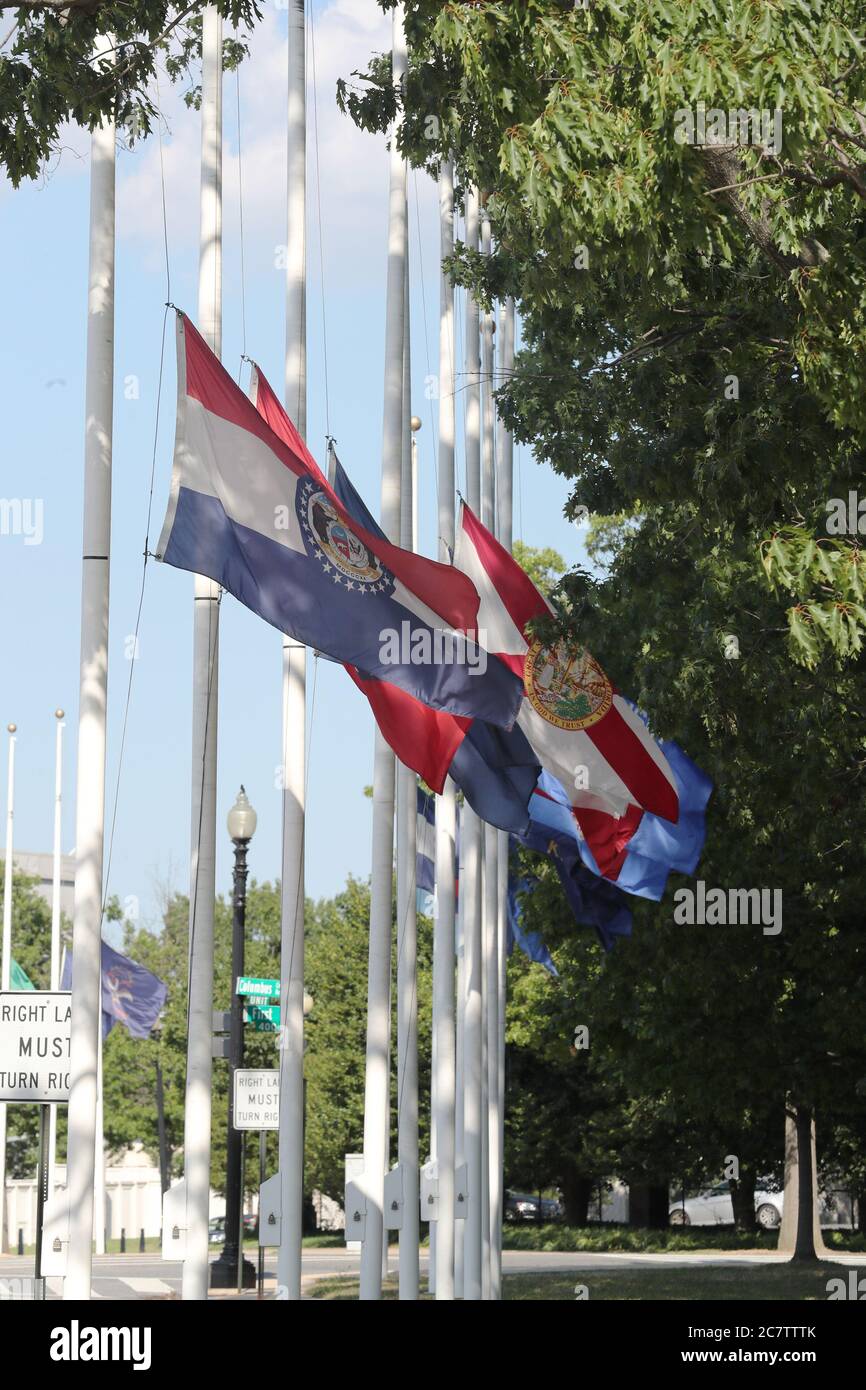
[0,0,585,937]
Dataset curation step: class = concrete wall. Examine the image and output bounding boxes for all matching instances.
[5,1162,227,1247]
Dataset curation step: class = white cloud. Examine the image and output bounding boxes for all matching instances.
[117,0,393,284]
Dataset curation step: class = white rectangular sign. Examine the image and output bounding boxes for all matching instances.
[0,992,71,1103]
[233,1068,279,1129]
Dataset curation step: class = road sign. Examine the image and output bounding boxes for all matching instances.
[236,977,279,999]
[246,1017,280,1035]
[233,1069,279,1129]
[0,992,71,1103]
[243,1003,281,1027]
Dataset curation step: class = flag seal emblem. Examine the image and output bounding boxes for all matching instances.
[297,479,393,593]
[523,639,613,731]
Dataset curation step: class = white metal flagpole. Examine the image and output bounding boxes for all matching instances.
[454,812,466,1296]
[48,710,64,1199]
[480,205,502,1299]
[277,0,307,1304]
[94,1010,106,1252]
[181,4,222,1302]
[396,247,419,1300]
[359,0,405,1301]
[432,156,457,1300]
[495,296,515,1299]
[64,38,116,1298]
[461,184,484,1301]
[0,722,16,1251]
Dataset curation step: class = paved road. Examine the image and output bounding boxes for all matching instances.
[2,1246,864,1300]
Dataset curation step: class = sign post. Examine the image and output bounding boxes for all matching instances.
[0,991,71,1298]
[233,1067,279,1299]
[34,1105,50,1298]
[233,1069,280,1130]
[243,1003,281,1032]
[0,992,72,1104]
[258,1131,266,1298]
[236,977,280,999]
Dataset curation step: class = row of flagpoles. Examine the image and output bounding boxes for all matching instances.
[50,0,517,1299]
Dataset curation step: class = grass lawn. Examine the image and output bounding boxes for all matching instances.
[308,1263,854,1301]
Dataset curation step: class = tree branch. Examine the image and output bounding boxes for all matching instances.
[696,146,827,274]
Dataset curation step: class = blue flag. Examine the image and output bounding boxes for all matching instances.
[507,876,559,976]
[416,787,436,915]
[62,941,168,1040]
[513,791,634,952]
[449,720,540,834]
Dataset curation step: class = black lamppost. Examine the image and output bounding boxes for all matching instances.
[211,786,257,1289]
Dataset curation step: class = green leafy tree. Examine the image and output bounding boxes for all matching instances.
[305,875,433,1204]
[339,0,866,665]
[340,3,866,1251]
[0,2,258,186]
[511,540,565,599]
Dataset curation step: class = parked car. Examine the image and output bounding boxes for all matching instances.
[208,1217,226,1245]
[209,1214,257,1242]
[504,1190,564,1223]
[669,1180,783,1229]
[505,1191,537,1222]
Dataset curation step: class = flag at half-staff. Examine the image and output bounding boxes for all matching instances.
[156,315,522,728]
[512,782,633,952]
[62,941,167,1040]
[454,502,682,824]
[533,734,712,901]
[249,364,541,829]
[332,456,542,829]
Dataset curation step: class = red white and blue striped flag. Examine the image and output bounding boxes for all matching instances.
[156,314,522,728]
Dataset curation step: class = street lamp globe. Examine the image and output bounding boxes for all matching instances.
[227,785,257,843]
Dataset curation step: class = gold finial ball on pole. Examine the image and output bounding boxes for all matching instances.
[7,723,16,734]
[55,709,65,720]
[410,415,422,433]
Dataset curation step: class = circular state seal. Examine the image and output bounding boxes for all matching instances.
[296,478,394,595]
[523,638,613,731]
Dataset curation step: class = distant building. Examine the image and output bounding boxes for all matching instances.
[13,850,75,920]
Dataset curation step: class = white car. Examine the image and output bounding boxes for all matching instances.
[669,1181,782,1229]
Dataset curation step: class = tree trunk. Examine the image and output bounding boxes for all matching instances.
[791,1104,820,1262]
[560,1164,592,1226]
[647,1183,670,1230]
[629,1182,670,1229]
[730,1167,758,1233]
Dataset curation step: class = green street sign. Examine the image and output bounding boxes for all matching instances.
[236,976,279,999]
[243,1003,281,1027]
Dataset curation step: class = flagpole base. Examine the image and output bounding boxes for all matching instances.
[209,1251,257,1289]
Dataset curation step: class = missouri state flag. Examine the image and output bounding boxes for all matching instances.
[157,314,522,728]
[454,502,680,823]
[249,371,540,828]
[329,456,540,829]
